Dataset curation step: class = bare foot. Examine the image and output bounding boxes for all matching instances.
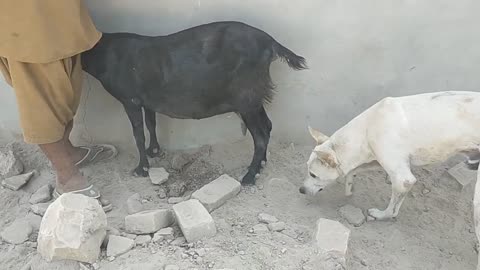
[55,171,89,194]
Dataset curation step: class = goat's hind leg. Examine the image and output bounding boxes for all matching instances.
[259,107,271,167]
[241,109,268,185]
[144,108,163,158]
[123,103,150,177]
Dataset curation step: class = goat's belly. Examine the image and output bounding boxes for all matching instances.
[145,102,234,120]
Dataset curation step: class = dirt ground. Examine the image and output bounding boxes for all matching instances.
[0,138,478,270]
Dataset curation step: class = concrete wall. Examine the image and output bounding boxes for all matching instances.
[1,0,480,149]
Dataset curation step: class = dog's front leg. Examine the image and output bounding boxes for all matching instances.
[345,173,354,196]
[368,170,417,220]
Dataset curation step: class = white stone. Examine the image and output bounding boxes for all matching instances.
[173,199,216,242]
[448,162,476,188]
[135,235,152,245]
[107,235,135,257]
[156,227,175,240]
[37,193,107,263]
[258,213,278,224]
[252,224,269,234]
[31,202,51,216]
[0,150,23,178]
[1,219,33,244]
[126,193,144,214]
[2,171,35,191]
[164,265,180,270]
[150,167,170,185]
[314,218,350,258]
[168,197,185,204]
[268,222,286,232]
[29,184,52,204]
[339,205,365,227]
[125,209,174,234]
[191,174,241,212]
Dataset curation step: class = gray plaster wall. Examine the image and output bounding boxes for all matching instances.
[1,0,480,149]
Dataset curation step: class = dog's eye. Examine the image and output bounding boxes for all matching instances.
[309,172,317,178]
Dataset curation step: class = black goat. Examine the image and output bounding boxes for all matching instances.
[82,21,307,185]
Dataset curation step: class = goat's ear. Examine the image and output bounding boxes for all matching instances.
[314,150,338,168]
[308,126,329,144]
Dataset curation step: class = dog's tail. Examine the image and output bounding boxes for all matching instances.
[273,41,308,70]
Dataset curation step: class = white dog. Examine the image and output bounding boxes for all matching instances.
[300,91,480,220]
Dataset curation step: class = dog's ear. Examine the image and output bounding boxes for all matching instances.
[314,150,338,168]
[308,126,329,145]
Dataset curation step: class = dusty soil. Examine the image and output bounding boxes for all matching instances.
[0,138,478,270]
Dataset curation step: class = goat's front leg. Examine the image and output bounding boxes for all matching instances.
[124,103,149,177]
[368,169,417,220]
[144,108,163,158]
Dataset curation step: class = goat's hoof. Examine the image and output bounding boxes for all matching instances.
[133,167,149,177]
[241,174,256,186]
[147,147,165,158]
[465,159,480,171]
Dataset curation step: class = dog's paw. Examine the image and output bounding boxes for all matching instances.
[368,208,386,220]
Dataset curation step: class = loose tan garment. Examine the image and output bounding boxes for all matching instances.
[0,0,101,63]
[0,0,100,144]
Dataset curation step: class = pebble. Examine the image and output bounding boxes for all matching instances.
[422,188,431,195]
[170,237,186,246]
[158,188,167,199]
[29,184,52,204]
[92,263,100,270]
[252,224,269,234]
[106,235,135,257]
[150,167,169,185]
[361,259,367,266]
[171,153,190,170]
[268,222,286,232]
[258,213,278,224]
[135,235,152,246]
[339,204,365,227]
[108,256,115,262]
[196,248,206,257]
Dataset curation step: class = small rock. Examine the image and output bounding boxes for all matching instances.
[156,227,175,240]
[152,233,164,243]
[268,222,286,232]
[92,263,100,270]
[196,248,207,257]
[125,209,174,234]
[123,233,136,239]
[158,188,167,199]
[168,197,185,204]
[135,235,152,246]
[37,193,107,263]
[126,193,144,214]
[422,188,431,195]
[29,184,52,204]
[252,224,269,234]
[164,265,180,270]
[25,213,42,231]
[170,237,186,246]
[108,256,115,262]
[448,162,476,188]
[0,150,23,178]
[258,213,278,224]
[314,218,350,258]
[361,259,367,266]
[31,203,51,216]
[2,171,35,191]
[191,174,241,212]
[150,167,169,185]
[171,153,190,170]
[339,205,365,227]
[107,235,135,257]
[1,219,33,244]
[173,199,216,242]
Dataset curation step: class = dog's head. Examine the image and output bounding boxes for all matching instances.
[299,126,340,195]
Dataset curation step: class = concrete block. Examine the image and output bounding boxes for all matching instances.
[191,174,241,212]
[173,199,216,242]
[314,218,350,258]
[125,209,174,234]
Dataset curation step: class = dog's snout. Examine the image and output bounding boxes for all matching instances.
[299,186,306,194]
[318,188,323,192]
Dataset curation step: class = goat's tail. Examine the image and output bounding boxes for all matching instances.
[273,41,308,70]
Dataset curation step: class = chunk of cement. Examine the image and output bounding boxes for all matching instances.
[156,227,175,240]
[448,162,477,188]
[258,213,279,224]
[37,193,107,263]
[135,235,152,246]
[252,224,269,234]
[1,218,33,244]
[125,209,174,234]
[29,184,52,204]
[107,235,135,257]
[31,202,51,217]
[191,174,241,212]
[268,222,286,232]
[2,171,35,191]
[0,150,23,178]
[173,199,216,242]
[126,193,144,214]
[314,218,350,258]
[339,205,365,227]
[150,167,169,185]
